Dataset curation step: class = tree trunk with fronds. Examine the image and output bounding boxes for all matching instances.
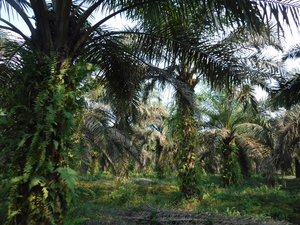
[175,67,199,199]
[221,134,242,187]
[1,52,85,224]
[177,107,198,199]
[2,0,299,223]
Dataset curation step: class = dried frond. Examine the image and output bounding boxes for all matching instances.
[235,135,271,159]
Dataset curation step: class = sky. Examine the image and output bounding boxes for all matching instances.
[1,5,300,103]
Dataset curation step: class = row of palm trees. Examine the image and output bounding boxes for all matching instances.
[82,83,300,185]
[1,0,300,223]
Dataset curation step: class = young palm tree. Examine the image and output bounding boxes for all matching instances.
[134,96,170,177]
[199,91,273,185]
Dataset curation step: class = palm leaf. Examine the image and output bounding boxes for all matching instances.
[271,73,300,109]
[272,105,300,170]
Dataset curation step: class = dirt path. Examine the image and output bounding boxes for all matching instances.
[84,205,292,225]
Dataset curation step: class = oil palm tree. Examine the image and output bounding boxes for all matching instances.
[0,1,171,223]
[82,105,143,177]
[270,104,300,178]
[199,91,273,185]
[82,89,170,177]
[143,20,282,196]
[1,0,300,223]
[133,96,170,177]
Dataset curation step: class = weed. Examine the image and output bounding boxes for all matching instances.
[268,208,288,221]
[225,207,241,217]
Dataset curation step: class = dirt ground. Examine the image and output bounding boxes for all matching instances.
[84,205,293,225]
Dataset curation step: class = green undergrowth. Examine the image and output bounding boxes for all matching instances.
[1,172,299,224]
[68,172,300,224]
[0,193,8,225]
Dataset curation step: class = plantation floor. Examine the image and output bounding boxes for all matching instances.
[69,173,300,225]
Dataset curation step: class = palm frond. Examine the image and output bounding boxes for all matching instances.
[78,141,93,174]
[235,135,271,159]
[235,122,273,147]
[272,105,300,170]
[282,43,300,60]
[271,73,300,109]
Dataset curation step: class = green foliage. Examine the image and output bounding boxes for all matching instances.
[172,107,200,199]
[55,167,78,194]
[0,46,91,223]
[219,143,242,187]
[154,164,166,179]
[3,171,300,224]
[127,160,135,173]
[67,173,300,224]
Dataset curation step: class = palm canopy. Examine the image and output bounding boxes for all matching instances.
[1,0,299,60]
[83,105,142,175]
[139,16,284,113]
[271,72,300,109]
[0,0,297,105]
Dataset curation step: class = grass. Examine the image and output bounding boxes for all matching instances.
[68,172,300,224]
[1,172,299,224]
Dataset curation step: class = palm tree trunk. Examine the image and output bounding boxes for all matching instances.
[16,132,69,224]
[10,55,83,224]
[295,157,300,178]
[221,136,242,187]
[176,69,199,198]
[155,139,165,178]
[178,106,197,198]
[92,152,99,176]
[100,154,107,171]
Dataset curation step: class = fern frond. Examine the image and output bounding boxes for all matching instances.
[55,167,78,193]
[29,175,47,191]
